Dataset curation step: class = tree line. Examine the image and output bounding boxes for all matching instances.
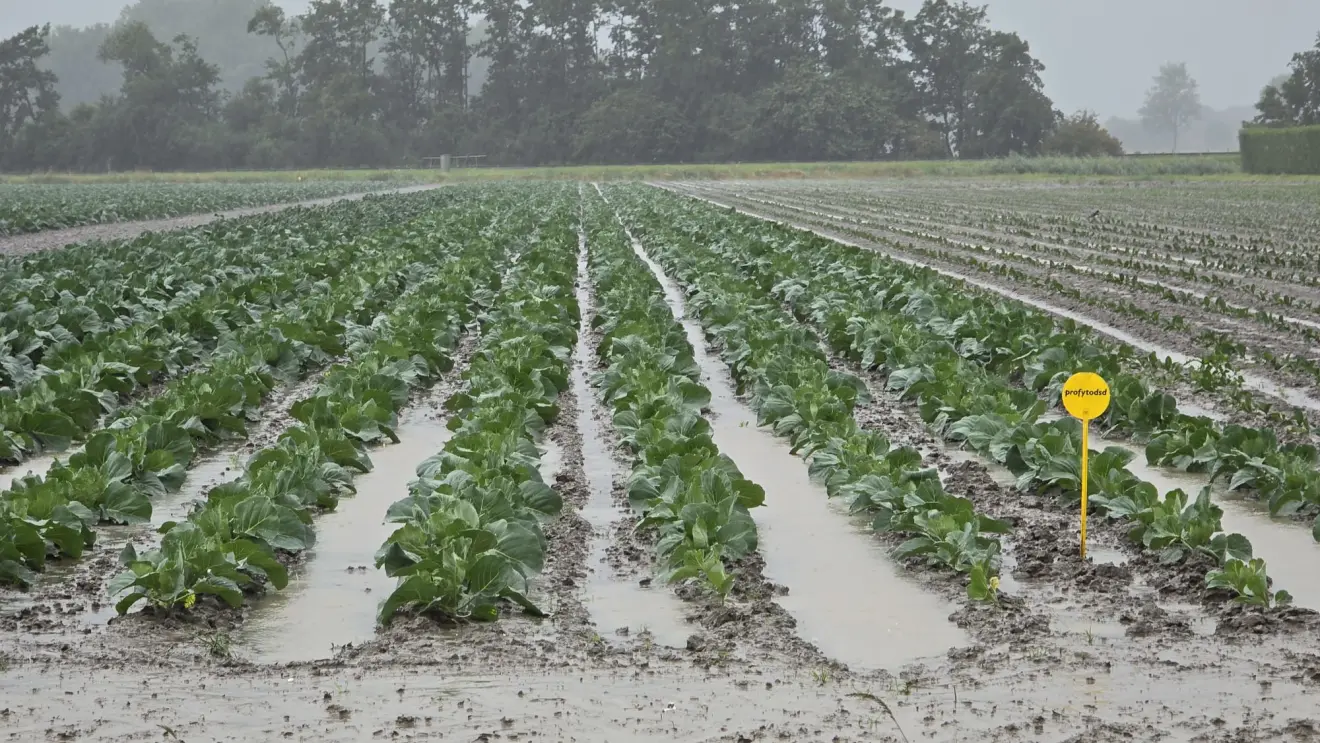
[0,0,1124,172]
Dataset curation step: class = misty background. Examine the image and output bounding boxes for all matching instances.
[0,0,1314,165]
[6,0,1318,126]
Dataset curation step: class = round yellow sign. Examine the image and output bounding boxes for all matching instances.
[1061,372,1111,420]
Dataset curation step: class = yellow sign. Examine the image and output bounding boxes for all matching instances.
[1062,372,1111,420]
[1062,372,1110,560]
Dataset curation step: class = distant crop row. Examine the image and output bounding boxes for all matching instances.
[0,181,388,237]
[701,185,1320,428]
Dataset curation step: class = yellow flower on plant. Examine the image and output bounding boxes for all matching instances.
[989,576,1000,591]
[184,593,197,609]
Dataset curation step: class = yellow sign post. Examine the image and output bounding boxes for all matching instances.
[1061,372,1111,559]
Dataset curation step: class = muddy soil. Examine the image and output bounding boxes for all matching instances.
[0,184,443,257]
[5,187,1320,742]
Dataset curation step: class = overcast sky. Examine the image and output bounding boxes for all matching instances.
[3,0,1318,117]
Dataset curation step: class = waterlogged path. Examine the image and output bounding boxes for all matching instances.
[1088,432,1320,611]
[570,223,691,648]
[239,414,454,663]
[600,186,969,669]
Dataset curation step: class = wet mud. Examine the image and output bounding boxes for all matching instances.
[618,200,971,671]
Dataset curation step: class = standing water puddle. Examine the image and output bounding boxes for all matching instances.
[608,194,969,669]
[0,452,65,492]
[540,437,564,482]
[1090,433,1320,611]
[572,222,691,647]
[1,447,260,631]
[237,416,453,663]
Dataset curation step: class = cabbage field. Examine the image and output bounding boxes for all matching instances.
[0,180,391,237]
[2,180,1319,742]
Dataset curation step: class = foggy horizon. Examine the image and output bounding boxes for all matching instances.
[3,0,1319,118]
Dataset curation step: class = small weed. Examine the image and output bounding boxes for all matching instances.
[891,677,920,696]
[811,668,831,686]
[206,632,232,659]
[847,692,909,743]
[1084,625,1095,645]
[1025,645,1058,663]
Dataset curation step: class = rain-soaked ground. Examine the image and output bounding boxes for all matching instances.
[569,224,691,649]
[4,188,1320,742]
[616,210,969,669]
[237,415,455,663]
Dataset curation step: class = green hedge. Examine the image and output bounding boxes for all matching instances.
[1240,126,1320,174]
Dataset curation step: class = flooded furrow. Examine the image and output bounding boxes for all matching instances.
[613,200,969,669]
[0,451,65,492]
[1087,433,1320,611]
[237,413,454,663]
[0,469,269,634]
[571,221,690,648]
[662,184,1320,414]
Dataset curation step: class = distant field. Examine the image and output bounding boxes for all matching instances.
[0,153,1251,185]
[0,180,392,237]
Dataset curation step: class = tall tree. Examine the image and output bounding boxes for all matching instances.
[0,25,60,143]
[960,30,1054,157]
[903,0,1052,157]
[7,0,1070,170]
[247,5,301,114]
[96,21,223,168]
[1139,62,1200,152]
[297,0,385,94]
[1255,34,1320,126]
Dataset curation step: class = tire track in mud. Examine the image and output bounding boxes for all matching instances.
[568,211,692,651]
[236,340,482,664]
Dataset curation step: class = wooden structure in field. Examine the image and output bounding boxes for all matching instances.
[421,155,488,171]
